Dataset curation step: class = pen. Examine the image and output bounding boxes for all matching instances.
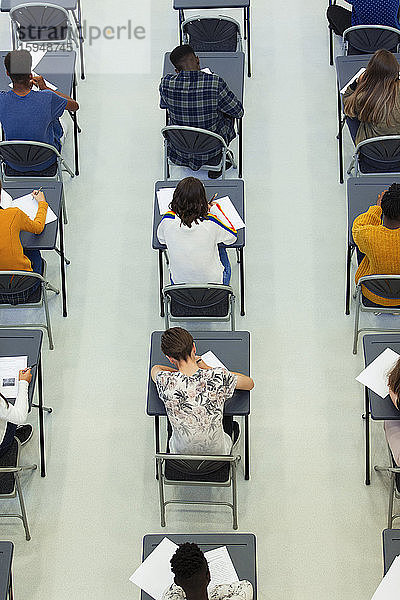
[22,364,36,373]
[32,187,43,197]
[210,193,218,202]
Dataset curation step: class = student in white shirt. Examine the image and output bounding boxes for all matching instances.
[162,542,253,600]
[0,369,33,456]
[156,177,237,285]
[384,358,400,465]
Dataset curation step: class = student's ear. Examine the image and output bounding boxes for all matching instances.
[167,355,177,367]
[196,56,200,66]
[193,342,196,355]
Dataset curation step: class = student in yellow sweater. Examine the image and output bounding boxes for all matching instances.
[0,182,48,301]
[353,183,400,306]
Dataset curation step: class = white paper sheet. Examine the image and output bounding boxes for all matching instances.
[202,67,212,74]
[129,537,178,600]
[201,351,227,370]
[30,49,47,71]
[157,188,175,215]
[1,192,57,225]
[0,188,13,206]
[356,348,400,398]
[371,555,400,599]
[340,67,366,94]
[205,546,239,589]
[210,196,245,230]
[0,356,28,399]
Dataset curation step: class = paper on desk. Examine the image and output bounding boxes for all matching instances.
[0,356,27,399]
[371,555,400,599]
[210,196,245,230]
[340,67,366,94]
[205,546,239,590]
[356,348,400,398]
[202,67,213,74]
[157,187,175,214]
[201,351,227,370]
[129,537,178,600]
[0,193,57,225]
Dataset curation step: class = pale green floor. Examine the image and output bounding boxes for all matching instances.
[0,1,397,598]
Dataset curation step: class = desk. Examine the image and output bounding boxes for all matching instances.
[0,542,13,600]
[147,330,251,479]
[153,179,246,316]
[0,50,80,176]
[173,0,251,77]
[0,330,49,477]
[162,52,245,177]
[335,54,400,183]
[383,529,400,575]
[345,176,400,315]
[141,533,257,600]
[362,335,400,485]
[4,181,68,317]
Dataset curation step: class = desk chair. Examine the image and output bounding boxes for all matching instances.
[375,447,400,528]
[347,136,400,178]
[0,438,37,541]
[163,283,235,330]
[0,264,59,350]
[10,2,85,79]
[353,275,400,354]
[343,25,400,55]
[0,141,74,224]
[182,16,242,52]
[156,452,241,529]
[162,126,236,180]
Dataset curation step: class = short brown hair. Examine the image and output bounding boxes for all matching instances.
[388,358,400,410]
[4,50,32,84]
[161,327,194,361]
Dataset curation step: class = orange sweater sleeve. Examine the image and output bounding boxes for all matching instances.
[17,201,48,234]
[352,205,382,255]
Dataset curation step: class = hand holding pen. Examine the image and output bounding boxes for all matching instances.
[209,192,218,208]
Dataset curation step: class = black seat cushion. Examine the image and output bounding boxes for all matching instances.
[165,460,230,482]
[0,440,18,495]
[4,161,57,177]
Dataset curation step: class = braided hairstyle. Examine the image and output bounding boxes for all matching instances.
[381,183,400,221]
[170,543,208,588]
[170,177,209,228]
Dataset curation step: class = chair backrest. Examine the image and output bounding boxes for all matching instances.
[356,136,400,175]
[343,25,400,54]
[0,141,58,172]
[360,275,400,304]
[162,126,225,156]
[157,453,235,483]
[10,3,69,42]
[0,271,42,305]
[164,284,233,318]
[182,16,240,52]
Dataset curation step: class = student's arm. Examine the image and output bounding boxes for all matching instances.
[196,359,254,390]
[18,192,48,235]
[209,203,237,245]
[352,205,382,254]
[159,79,168,110]
[31,75,79,111]
[0,370,31,425]
[218,78,244,119]
[151,365,177,382]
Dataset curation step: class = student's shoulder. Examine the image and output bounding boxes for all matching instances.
[160,210,176,221]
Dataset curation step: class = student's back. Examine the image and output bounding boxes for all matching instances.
[351,0,400,28]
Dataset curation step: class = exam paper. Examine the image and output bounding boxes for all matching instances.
[30,49,47,71]
[0,356,28,399]
[129,537,178,600]
[157,188,175,214]
[0,193,57,225]
[371,555,400,599]
[201,351,227,370]
[210,196,245,230]
[340,67,366,94]
[205,546,239,589]
[356,348,400,398]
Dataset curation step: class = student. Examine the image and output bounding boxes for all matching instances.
[151,327,254,456]
[327,0,400,37]
[0,369,34,455]
[157,177,237,285]
[384,358,400,466]
[0,49,79,175]
[162,542,253,600]
[0,181,48,301]
[352,183,400,306]
[159,45,244,179]
[343,49,400,145]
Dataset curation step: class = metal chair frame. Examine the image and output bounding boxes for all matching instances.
[347,136,400,178]
[182,15,243,52]
[156,452,241,529]
[374,444,400,528]
[163,283,236,330]
[161,125,236,180]
[343,24,400,54]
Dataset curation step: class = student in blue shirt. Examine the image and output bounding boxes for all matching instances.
[0,50,79,175]
[327,0,400,37]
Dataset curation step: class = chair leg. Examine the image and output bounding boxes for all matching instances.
[232,462,238,530]
[388,474,395,529]
[157,460,166,527]
[352,289,361,355]
[61,186,68,225]
[230,296,236,331]
[15,474,31,541]
[43,290,55,351]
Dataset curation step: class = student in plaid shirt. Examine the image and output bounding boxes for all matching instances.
[160,45,244,178]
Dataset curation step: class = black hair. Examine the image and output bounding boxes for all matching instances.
[4,50,32,84]
[381,183,400,221]
[170,45,196,70]
[170,543,208,586]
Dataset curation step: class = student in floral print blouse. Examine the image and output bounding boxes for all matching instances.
[162,542,253,600]
[151,328,254,456]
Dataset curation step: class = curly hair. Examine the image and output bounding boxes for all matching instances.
[170,177,209,228]
[170,543,208,582]
[381,183,400,221]
[388,358,400,410]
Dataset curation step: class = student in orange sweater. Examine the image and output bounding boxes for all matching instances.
[353,183,400,305]
[0,182,48,300]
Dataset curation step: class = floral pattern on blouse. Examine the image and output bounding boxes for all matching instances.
[162,581,253,600]
[155,367,237,454]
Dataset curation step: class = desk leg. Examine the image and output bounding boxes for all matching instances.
[8,569,13,600]
[246,7,251,77]
[329,26,334,66]
[345,244,353,316]
[159,250,165,318]
[239,247,245,316]
[38,355,46,478]
[243,7,247,40]
[179,9,184,44]
[155,416,160,480]
[337,85,344,184]
[77,0,85,80]
[72,74,79,176]
[244,415,249,480]
[364,387,371,485]
[59,208,68,318]
[238,118,243,178]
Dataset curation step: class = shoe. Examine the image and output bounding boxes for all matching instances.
[231,421,240,447]
[208,159,233,179]
[14,424,33,446]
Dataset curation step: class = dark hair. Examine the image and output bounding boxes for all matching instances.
[381,183,400,221]
[170,44,196,70]
[171,177,208,228]
[388,358,400,410]
[4,50,32,84]
[161,327,194,362]
[170,543,208,588]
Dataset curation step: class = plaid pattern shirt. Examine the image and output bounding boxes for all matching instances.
[160,70,244,171]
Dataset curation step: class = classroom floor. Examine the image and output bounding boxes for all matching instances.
[0,0,398,598]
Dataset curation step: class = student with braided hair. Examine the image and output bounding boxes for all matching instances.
[162,542,253,600]
[352,183,400,305]
[384,357,400,467]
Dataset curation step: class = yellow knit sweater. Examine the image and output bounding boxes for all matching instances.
[353,205,400,306]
